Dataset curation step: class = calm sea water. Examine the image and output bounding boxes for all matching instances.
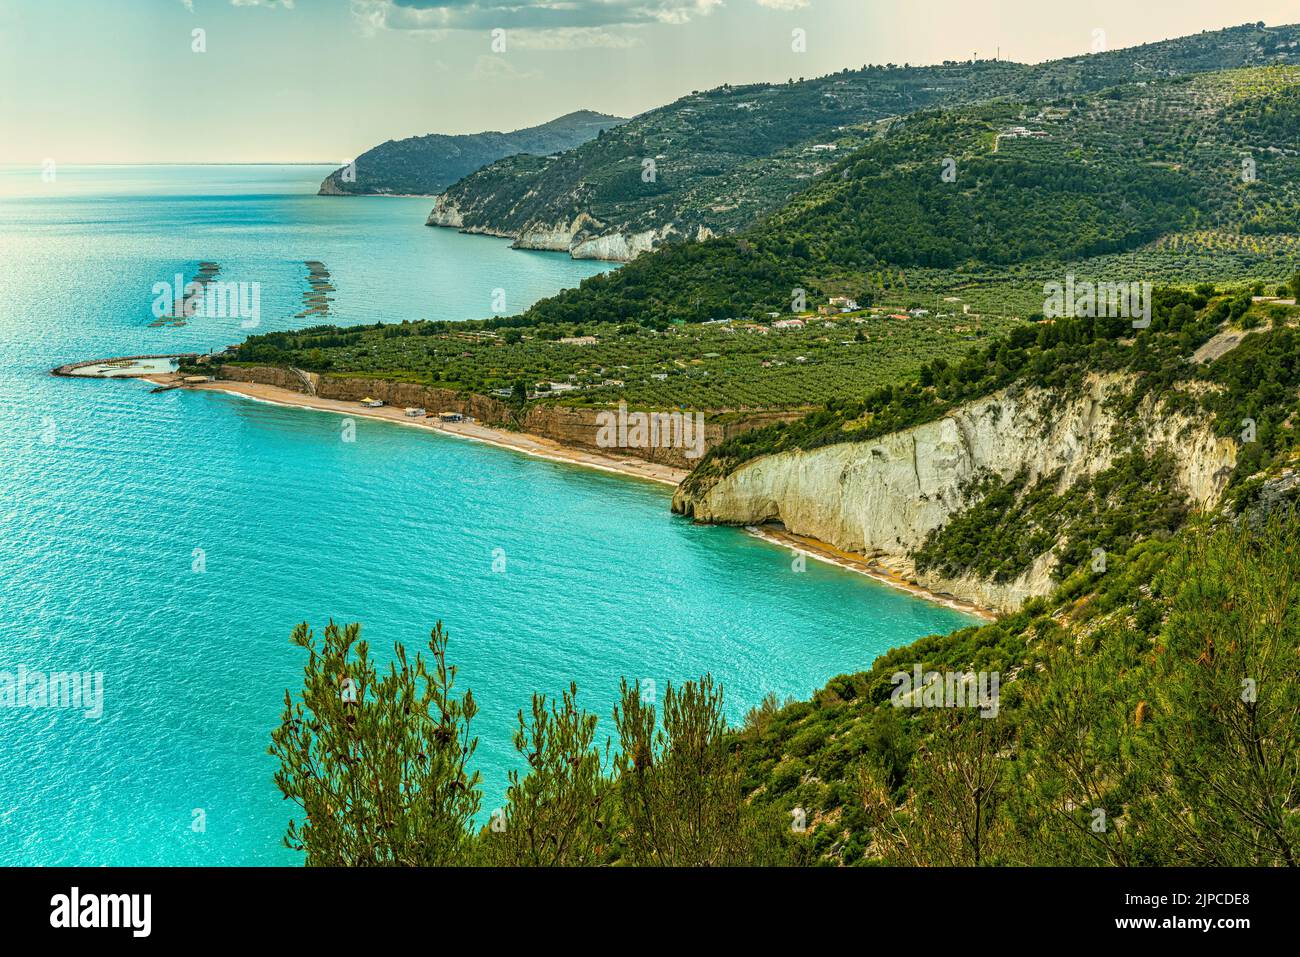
[0,166,976,865]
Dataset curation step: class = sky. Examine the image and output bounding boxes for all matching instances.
[1,0,1298,163]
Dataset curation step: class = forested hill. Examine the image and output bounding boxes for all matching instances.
[721,289,1300,865]
[431,22,1300,255]
[317,110,625,196]
[519,64,1300,326]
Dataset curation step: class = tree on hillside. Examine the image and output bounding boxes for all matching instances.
[269,620,482,866]
[870,712,1012,866]
[481,684,612,866]
[1143,516,1300,866]
[612,676,760,865]
[1009,629,1148,866]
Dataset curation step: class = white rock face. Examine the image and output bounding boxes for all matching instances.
[426,201,716,262]
[513,225,577,252]
[569,223,715,260]
[571,227,669,261]
[511,214,670,261]
[426,195,464,227]
[676,373,1239,612]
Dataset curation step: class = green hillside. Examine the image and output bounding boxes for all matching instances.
[686,289,1300,489]
[245,65,1300,432]
[521,65,1300,327]
[227,309,1023,413]
[432,22,1300,249]
[733,501,1300,866]
[317,110,625,196]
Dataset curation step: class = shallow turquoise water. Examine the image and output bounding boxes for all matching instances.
[0,166,977,865]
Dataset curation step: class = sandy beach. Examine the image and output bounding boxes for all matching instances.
[747,525,997,621]
[144,373,689,486]
[142,372,997,618]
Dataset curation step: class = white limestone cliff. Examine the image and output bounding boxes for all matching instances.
[426,195,464,227]
[426,198,716,262]
[673,373,1239,612]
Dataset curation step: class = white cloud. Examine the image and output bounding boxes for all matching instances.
[754,0,809,9]
[509,28,642,50]
[354,0,722,33]
[472,53,541,79]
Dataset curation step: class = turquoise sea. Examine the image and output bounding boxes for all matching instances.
[0,165,977,865]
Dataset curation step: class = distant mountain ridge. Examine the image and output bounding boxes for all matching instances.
[428,21,1300,260]
[318,110,626,197]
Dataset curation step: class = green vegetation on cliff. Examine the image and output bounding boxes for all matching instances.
[689,289,1300,485]
[738,507,1299,865]
[912,454,1190,585]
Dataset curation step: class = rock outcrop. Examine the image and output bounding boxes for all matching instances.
[673,373,1239,612]
[426,199,714,263]
[425,195,464,228]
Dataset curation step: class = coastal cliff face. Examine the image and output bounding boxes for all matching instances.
[520,406,802,469]
[672,373,1239,612]
[215,365,797,469]
[512,213,610,254]
[426,198,713,263]
[216,365,513,423]
[426,195,464,228]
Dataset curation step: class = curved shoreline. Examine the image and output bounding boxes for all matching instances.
[69,365,999,618]
[52,353,201,377]
[143,373,689,487]
[745,525,996,622]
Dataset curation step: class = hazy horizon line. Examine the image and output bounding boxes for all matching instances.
[10,16,1297,166]
[1,162,341,168]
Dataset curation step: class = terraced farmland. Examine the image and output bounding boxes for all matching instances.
[231,310,1025,412]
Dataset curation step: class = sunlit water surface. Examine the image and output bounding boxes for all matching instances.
[0,166,977,864]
